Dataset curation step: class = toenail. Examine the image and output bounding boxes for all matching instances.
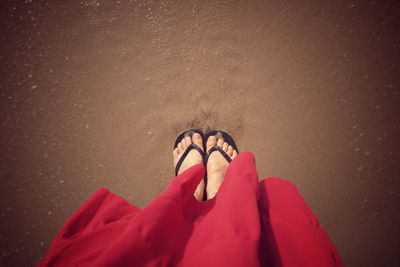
[193,133,200,140]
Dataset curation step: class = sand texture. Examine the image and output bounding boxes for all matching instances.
[0,0,399,266]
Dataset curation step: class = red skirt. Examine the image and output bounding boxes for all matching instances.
[38,151,343,266]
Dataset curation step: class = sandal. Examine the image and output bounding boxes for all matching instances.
[174,129,206,176]
[204,130,239,165]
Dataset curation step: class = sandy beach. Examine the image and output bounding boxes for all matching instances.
[0,0,399,266]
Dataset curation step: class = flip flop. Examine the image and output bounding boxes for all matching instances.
[174,129,205,176]
[204,130,239,166]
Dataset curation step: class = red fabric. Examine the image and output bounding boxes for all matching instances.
[38,151,343,267]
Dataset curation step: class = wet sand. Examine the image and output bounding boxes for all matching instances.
[1,0,400,266]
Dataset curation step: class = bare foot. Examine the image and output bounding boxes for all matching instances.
[173,133,205,201]
[206,135,238,199]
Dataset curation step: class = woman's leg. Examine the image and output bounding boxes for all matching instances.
[173,132,205,201]
[205,135,238,199]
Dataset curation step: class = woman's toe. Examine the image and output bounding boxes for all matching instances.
[207,136,217,151]
[222,142,228,151]
[232,150,238,158]
[185,136,192,145]
[217,138,224,148]
[178,142,184,153]
[227,146,233,156]
[192,133,204,151]
[183,138,189,149]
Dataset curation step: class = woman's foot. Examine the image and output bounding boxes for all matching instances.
[206,136,238,199]
[173,133,205,201]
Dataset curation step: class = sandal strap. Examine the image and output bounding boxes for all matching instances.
[205,146,232,166]
[175,143,205,176]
